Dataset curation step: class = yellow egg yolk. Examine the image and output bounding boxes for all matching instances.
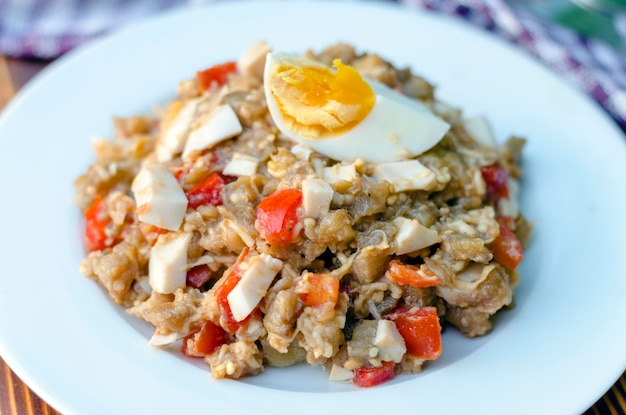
[267,56,375,139]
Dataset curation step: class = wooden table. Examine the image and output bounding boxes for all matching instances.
[0,53,625,415]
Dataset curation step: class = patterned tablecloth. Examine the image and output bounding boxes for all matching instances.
[0,1,625,414]
[1,0,626,132]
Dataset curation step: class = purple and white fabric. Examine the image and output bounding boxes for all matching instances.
[1,0,626,131]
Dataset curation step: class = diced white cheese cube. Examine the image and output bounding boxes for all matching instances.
[223,153,259,177]
[463,116,495,146]
[290,144,313,161]
[131,165,188,231]
[328,364,354,382]
[374,320,407,363]
[373,160,436,192]
[498,177,519,218]
[182,104,242,159]
[227,253,283,322]
[237,41,272,79]
[302,178,333,218]
[323,162,359,185]
[392,217,441,255]
[149,232,192,294]
[148,331,180,347]
[156,98,199,162]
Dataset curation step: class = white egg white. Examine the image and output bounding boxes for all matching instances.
[263,52,450,163]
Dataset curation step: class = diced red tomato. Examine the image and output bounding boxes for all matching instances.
[84,196,117,252]
[185,172,232,209]
[181,336,194,357]
[173,166,188,183]
[492,218,523,271]
[182,321,229,358]
[480,165,509,200]
[215,260,244,334]
[385,259,441,288]
[196,61,237,91]
[387,306,442,360]
[296,273,339,307]
[353,361,396,387]
[186,264,213,288]
[255,188,303,245]
[214,248,258,334]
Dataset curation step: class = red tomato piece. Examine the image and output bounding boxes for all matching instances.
[196,61,237,91]
[186,264,213,288]
[84,196,117,252]
[480,165,509,200]
[213,248,258,334]
[185,172,232,209]
[215,263,243,334]
[255,188,303,245]
[173,166,188,183]
[385,259,441,288]
[387,306,442,360]
[194,321,229,354]
[182,320,229,357]
[181,336,194,357]
[492,218,523,271]
[296,273,339,307]
[353,361,396,387]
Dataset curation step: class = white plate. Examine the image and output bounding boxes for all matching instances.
[0,1,625,414]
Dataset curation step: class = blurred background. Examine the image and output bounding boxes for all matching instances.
[1,0,626,131]
[0,0,625,58]
[510,0,626,53]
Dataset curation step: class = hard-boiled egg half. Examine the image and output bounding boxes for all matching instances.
[263,52,450,163]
